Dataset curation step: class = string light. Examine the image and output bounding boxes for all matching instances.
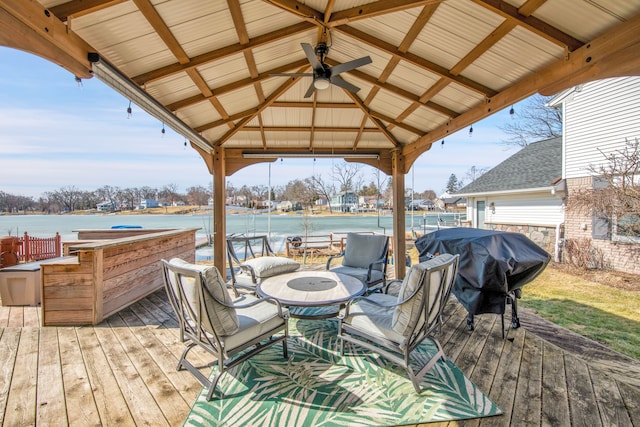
[75,76,83,87]
[509,105,515,117]
[441,139,445,148]
[469,125,473,137]
[127,100,132,119]
[161,122,166,136]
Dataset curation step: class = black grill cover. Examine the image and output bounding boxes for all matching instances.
[415,228,550,316]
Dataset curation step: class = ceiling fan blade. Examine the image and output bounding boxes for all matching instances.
[269,73,313,77]
[330,56,372,76]
[330,75,360,93]
[301,43,323,71]
[303,82,316,98]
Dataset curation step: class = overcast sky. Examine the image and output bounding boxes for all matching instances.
[1,48,520,199]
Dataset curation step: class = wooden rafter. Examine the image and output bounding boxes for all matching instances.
[402,12,640,170]
[242,126,381,133]
[165,59,309,111]
[216,67,308,146]
[328,0,443,26]
[309,92,318,150]
[132,21,314,85]
[48,0,125,21]
[334,25,496,97]
[0,0,94,78]
[343,90,399,147]
[133,0,232,127]
[472,0,582,51]
[352,115,368,150]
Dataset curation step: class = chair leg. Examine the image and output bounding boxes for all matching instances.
[177,342,197,371]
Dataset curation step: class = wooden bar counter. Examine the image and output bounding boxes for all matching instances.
[41,228,198,326]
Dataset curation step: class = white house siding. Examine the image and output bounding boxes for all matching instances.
[564,77,640,179]
[559,77,640,275]
[465,192,564,253]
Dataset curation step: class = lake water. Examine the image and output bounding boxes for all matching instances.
[0,211,463,257]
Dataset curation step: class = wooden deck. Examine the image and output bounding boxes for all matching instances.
[1,265,639,426]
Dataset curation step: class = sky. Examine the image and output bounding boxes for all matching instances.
[0,47,521,199]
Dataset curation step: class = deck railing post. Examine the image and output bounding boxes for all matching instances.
[23,231,30,262]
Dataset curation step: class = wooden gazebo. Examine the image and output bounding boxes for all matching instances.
[2,0,639,279]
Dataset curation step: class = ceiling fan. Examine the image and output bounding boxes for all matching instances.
[271,42,372,98]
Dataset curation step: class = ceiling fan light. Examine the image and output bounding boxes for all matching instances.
[313,77,330,90]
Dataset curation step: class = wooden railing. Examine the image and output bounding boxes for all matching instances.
[284,232,377,256]
[18,232,62,262]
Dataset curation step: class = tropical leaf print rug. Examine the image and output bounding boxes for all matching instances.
[184,318,502,426]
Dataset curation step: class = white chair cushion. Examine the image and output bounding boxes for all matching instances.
[242,256,300,278]
[222,294,289,350]
[169,258,239,336]
[392,254,456,336]
[343,233,387,269]
[342,293,407,347]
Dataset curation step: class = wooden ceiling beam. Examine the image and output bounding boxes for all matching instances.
[334,25,496,97]
[449,20,516,76]
[329,0,442,26]
[134,0,233,127]
[261,0,324,23]
[0,0,93,78]
[472,0,582,51]
[216,66,308,145]
[48,0,125,21]
[402,12,640,167]
[343,90,399,147]
[271,102,358,108]
[333,63,460,118]
[241,126,381,132]
[165,58,310,111]
[132,21,314,85]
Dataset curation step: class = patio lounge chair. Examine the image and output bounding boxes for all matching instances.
[326,233,389,293]
[337,253,459,393]
[161,258,289,400]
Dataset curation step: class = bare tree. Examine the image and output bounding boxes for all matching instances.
[186,185,209,206]
[464,166,489,184]
[567,138,640,239]
[307,175,334,213]
[331,162,362,193]
[499,94,562,147]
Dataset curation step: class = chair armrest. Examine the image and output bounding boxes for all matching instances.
[383,279,402,294]
[326,251,345,270]
[230,295,289,319]
[340,294,400,318]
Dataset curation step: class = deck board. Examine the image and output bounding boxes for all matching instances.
[0,264,639,426]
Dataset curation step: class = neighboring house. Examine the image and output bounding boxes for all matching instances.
[549,76,640,274]
[96,201,115,212]
[331,191,358,212]
[455,137,565,255]
[436,192,466,211]
[139,199,160,209]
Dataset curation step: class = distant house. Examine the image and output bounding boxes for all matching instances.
[331,191,358,212]
[278,201,301,212]
[139,199,160,209]
[455,137,565,254]
[548,77,640,274]
[96,201,115,212]
[436,192,465,211]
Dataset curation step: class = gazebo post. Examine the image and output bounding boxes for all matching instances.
[392,150,407,280]
[212,147,227,276]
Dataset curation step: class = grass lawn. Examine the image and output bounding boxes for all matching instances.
[520,265,640,360]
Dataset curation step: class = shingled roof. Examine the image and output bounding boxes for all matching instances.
[456,137,562,195]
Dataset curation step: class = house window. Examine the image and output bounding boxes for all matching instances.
[613,213,640,243]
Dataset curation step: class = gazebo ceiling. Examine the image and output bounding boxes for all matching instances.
[2,0,640,176]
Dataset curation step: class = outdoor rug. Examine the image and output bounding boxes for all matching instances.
[184,317,502,426]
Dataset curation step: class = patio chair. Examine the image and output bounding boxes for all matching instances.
[326,233,389,293]
[226,235,299,295]
[161,258,289,401]
[337,253,459,393]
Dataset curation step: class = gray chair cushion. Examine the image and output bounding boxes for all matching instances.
[329,266,384,284]
[169,258,239,336]
[243,256,300,278]
[391,253,456,336]
[342,293,407,347]
[343,233,387,269]
[222,294,289,350]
